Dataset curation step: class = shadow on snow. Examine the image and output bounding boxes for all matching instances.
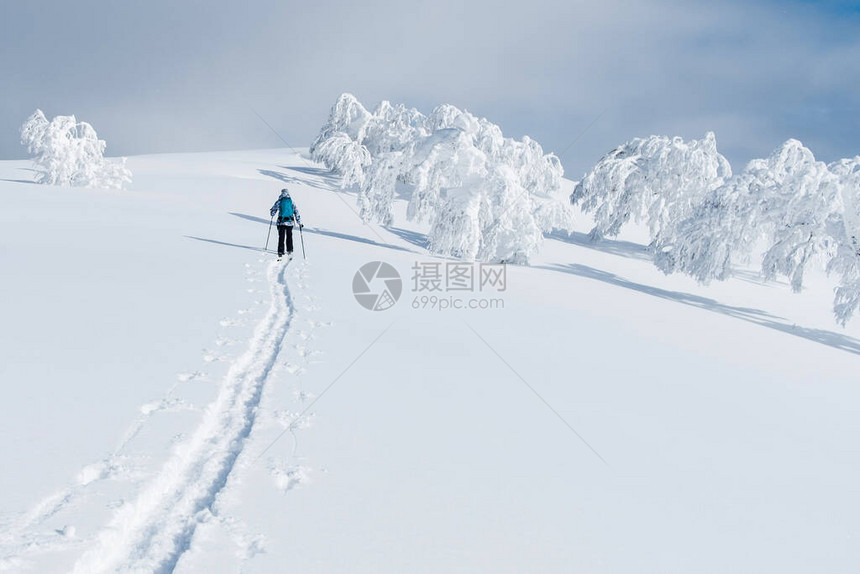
[548,231,790,288]
[228,213,415,254]
[541,263,860,356]
[303,227,414,253]
[547,230,651,261]
[386,226,427,249]
[258,165,345,192]
[185,235,274,254]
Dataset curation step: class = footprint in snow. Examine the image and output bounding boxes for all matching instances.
[140,397,196,415]
[54,525,76,538]
[237,532,266,561]
[269,463,311,493]
[272,409,315,431]
[294,346,322,359]
[202,349,225,362]
[77,461,113,486]
[217,516,267,562]
[177,370,206,382]
[283,362,307,376]
[77,457,141,486]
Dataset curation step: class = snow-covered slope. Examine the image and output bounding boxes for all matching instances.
[1,149,859,573]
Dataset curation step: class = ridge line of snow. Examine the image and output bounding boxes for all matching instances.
[70,259,294,574]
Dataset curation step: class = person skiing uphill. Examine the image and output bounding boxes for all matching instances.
[270,188,301,259]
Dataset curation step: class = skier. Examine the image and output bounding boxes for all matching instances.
[270,188,301,259]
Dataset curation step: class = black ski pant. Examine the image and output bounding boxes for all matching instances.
[277,224,294,256]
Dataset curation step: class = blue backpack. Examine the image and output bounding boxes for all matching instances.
[279,197,295,220]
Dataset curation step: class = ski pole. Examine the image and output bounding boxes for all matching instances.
[265,215,274,252]
[299,224,306,260]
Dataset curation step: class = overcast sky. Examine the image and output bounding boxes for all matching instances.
[2,0,860,176]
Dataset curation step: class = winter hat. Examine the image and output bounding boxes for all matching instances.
[280,188,290,197]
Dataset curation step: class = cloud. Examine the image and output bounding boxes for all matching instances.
[2,0,860,177]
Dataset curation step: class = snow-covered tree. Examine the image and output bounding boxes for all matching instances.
[756,140,842,291]
[310,94,374,188]
[654,138,860,324]
[311,94,570,262]
[364,100,428,156]
[571,132,732,244]
[504,135,573,234]
[20,109,131,189]
[311,93,373,149]
[19,109,49,154]
[654,140,828,283]
[475,165,545,263]
[653,169,764,283]
[657,140,842,285]
[312,132,371,188]
[826,157,860,324]
[311,95,426,190]
[358,151,406,226]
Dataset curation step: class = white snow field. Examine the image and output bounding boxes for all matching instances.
[1,148,860,573]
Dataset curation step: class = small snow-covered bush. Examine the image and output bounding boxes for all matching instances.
[311,94,571,263]
[20,109,131,189]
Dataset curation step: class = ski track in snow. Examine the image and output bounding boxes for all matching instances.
[0,489,85,572]
[67,259,294,574]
